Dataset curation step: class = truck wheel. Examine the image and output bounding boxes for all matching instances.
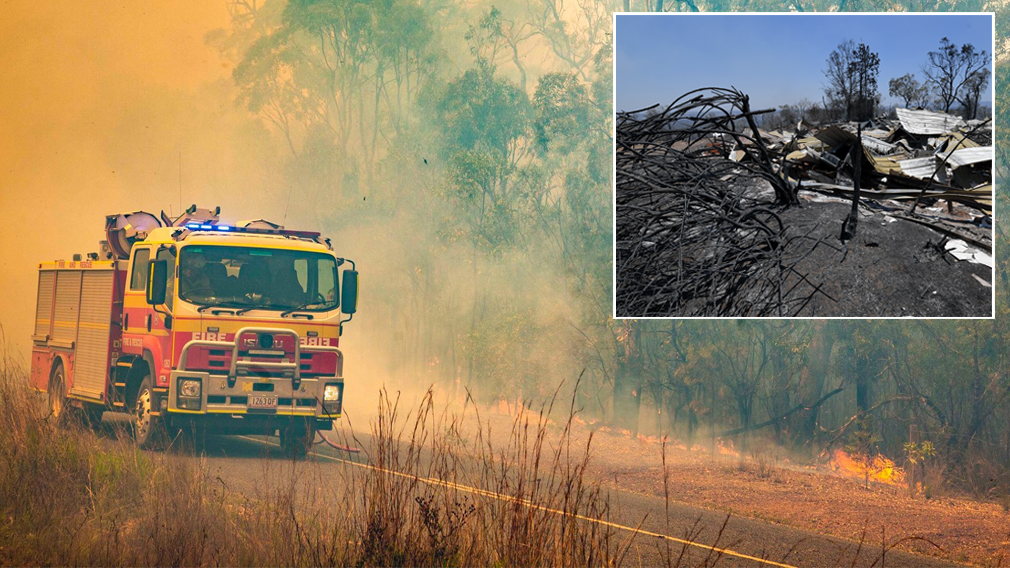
[279,420,315,459]
[48,363,76,426]
[133,376,165,450]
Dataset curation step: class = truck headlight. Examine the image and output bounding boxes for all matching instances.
[323,384,341,402]
[179,378,201,398]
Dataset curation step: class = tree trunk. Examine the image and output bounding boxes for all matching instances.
[799,325,835,450]
[613,322,643,434]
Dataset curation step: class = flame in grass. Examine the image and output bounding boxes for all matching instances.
[716,439,740,457]
[567,418,745,459]
[831,449,906,485]
[612,428,743,458]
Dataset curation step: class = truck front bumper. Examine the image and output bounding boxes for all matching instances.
[167,370,344,419]
[167,327,344,420]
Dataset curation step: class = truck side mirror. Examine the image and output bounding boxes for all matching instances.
[147,260,168,305]
[341,270,358,315]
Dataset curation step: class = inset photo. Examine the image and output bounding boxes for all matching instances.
[614,13,993,318]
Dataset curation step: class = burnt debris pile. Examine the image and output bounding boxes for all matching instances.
[616,87,993,318]
[788,109,992,216]
[616,88,825,317]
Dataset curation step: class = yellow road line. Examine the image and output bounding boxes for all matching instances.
[237,435,797,568]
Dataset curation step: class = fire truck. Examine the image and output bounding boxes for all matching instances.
[29,206,358,456]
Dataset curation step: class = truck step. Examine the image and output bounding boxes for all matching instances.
[112,401,125,407]
[113,382,126,388]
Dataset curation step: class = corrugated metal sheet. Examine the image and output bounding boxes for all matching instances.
[862,128,891,139]
[866,151,903,175]
[860,136,898,155]
[802,182,991,211]
[895,108,964,135]
[71,270,114,398]
[897,157,944,181]
[939,146,992,168]
[52,271,82,343]
[813,125,855,148]
[35,271,55,338]
[798,136,826,151]
[932,132,979,150]
[810,127,895,154]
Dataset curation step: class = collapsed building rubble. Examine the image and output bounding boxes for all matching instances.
[778,106,992,249]
[616,87,992,318]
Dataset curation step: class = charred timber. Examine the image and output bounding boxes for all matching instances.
[616,87,824,317]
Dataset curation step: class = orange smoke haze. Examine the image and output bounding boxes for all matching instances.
[0,3,290,354]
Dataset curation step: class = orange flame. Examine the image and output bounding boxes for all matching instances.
[831,449,906,485]
[716,439,740,457]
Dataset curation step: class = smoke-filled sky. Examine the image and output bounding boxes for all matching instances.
[616,13,994,112]
[0,3,997,359]
[0,2,295,354]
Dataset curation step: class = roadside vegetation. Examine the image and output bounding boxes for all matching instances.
[0,356,631,566]
[4,351,976,567]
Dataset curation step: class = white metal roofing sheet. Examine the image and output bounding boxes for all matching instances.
[860,136,898,155]
[897,157,941,180]
[895,108,965,135]
[939,146,993,168]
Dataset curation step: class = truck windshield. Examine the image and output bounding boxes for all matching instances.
[178,245,339,312]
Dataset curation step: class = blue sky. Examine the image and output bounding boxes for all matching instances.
[615,14,993,112]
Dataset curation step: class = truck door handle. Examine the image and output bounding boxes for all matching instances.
[124,314,129,330]
[146,314,152,332]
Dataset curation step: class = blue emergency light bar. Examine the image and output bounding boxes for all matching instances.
[182,222,321,240]
[186,223,230,231]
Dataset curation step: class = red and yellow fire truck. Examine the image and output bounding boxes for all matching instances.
[29,206,358,456]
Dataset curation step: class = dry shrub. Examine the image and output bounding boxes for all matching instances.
[920,459,949,500]
[953,447,1010,504]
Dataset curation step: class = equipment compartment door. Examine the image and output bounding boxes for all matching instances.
[72,270,115,399]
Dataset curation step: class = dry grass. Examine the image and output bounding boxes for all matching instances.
[343,378,620,566]
[0,358,636,566]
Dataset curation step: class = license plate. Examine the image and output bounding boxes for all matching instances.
[249,395,278,409]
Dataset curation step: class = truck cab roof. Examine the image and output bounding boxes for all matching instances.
[140,226,333,253]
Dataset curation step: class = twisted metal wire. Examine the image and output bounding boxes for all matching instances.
[616,88,827,317]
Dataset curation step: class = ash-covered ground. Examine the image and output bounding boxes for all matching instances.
[778,194,991,317]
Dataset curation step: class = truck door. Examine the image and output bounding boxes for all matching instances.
[123,246,172,387]
[123,246,151,349]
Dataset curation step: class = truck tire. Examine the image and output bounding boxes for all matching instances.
[48,363,72,425]
[279,420,315,459]
[133,376,166,450]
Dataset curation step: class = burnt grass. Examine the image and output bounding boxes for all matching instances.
[779,197,991,317]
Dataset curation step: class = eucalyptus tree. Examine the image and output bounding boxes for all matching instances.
[922,37,989,114]
[889,73,931,109]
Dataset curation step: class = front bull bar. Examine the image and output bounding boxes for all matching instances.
[178,326,341,391]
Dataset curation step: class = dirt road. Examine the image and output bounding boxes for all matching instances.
[166,431,961,568]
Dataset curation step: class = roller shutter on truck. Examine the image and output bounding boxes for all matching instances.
[34,271,55,339]
[35,263,117,400]
[52,271,82,344]
[75,271,114,398]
